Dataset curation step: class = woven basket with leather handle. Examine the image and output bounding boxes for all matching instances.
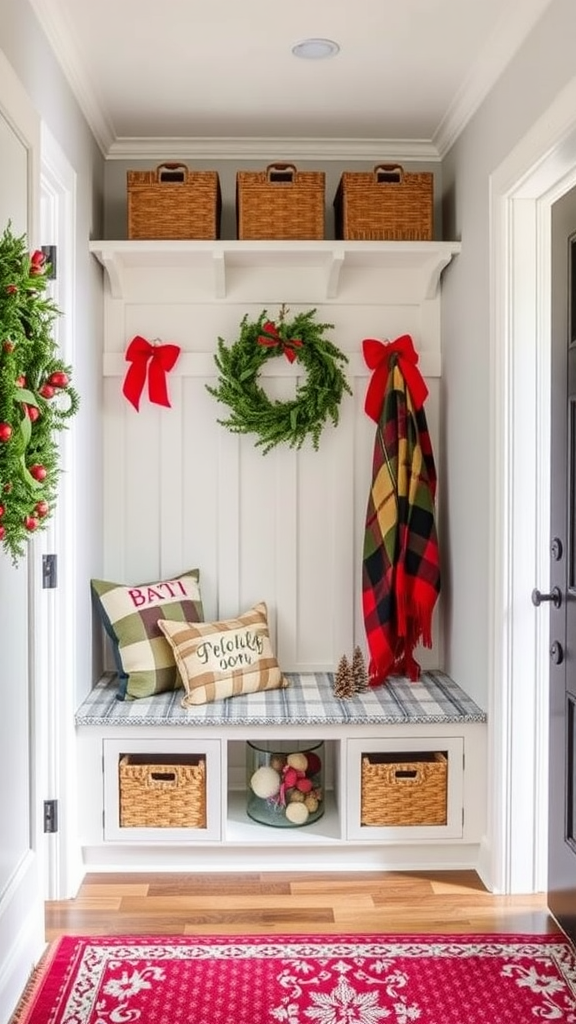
[334,164,433,241]
[236,163,325,240]
[127,163,221,239]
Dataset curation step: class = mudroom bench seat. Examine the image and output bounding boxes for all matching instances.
[74,671,488,874]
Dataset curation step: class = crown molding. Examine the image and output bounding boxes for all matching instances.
[29,0,114,155]
[105,136,440,162]
[433,0,554,156]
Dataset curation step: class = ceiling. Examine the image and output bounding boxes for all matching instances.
[29,0,553,160]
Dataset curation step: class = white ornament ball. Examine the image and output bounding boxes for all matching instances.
[250,765,281,799]
[285,801,310,825]
[287,751,308,772]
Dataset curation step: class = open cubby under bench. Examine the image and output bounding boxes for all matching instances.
[75,670,487,873]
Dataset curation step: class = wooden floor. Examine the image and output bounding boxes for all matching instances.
[45,871,561,941]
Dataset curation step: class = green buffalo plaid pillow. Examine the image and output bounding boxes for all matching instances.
[91,569,204,700]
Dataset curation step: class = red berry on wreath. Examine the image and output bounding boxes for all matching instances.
[35,500,49,518]
[24,515,38,531]
[15,375,26,387]
[0,422,12,441]
[29,463,47,481]
[0,505,4,517]
[3,340,14,352]
[3,482,12,493]
[48,371,69,388]
[0,525,5,540]
[39,383,55,399]
[26,404,40,422]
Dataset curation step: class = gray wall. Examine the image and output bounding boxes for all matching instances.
[0,0,105,697]
[440,0,576,707]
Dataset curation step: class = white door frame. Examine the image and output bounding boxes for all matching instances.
[39,125,82,901]
[488,75,576,894]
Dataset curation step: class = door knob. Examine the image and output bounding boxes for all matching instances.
[532,586,562,609]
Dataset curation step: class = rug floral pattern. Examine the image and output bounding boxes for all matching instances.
[19,935,576,1024]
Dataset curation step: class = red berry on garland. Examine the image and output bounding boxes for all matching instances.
[29,250,46,276]
[0,422,13,441]
[29,463,47,481]
[15,375,26,387]
[6,284,17,294]
[48,371,69,389]
[24,515,38,531]
[0,505,4,517]
[35,500,49,518]
[3,340,14,352]
[0,525,5,540]
[26,404,40,422]
[39,383,55,399]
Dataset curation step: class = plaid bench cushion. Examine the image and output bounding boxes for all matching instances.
[75,670,486,728]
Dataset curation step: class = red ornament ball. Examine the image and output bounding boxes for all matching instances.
[29,463,47,481]
[48,371,69,389]
[0,422,12,442]
[24,515,38,531]
[39,383,55,399]
[35,500,49,518]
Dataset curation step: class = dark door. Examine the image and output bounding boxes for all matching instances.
[547,189,576,936]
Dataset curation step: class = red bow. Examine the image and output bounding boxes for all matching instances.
[257,320,303,364]
[362,334,428,422]
[122,335,181,411]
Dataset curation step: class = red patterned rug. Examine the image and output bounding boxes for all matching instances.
[12,933,576,1024]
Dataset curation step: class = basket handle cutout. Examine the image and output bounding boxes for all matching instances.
[157,162,188,184]
[374,164,404,185]
[149,770,177,784]
[266,163,297,184]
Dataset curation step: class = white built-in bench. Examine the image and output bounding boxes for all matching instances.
[75,670,487,873]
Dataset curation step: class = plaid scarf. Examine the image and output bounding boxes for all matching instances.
[362,335,440,685]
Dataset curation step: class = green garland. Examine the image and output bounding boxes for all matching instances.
[207,306,352,454]
[0,223,80,563]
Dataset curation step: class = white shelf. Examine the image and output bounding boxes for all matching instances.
[88,239,461,301]
[225,790,342,844]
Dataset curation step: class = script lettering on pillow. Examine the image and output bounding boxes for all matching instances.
[158,602,287,706]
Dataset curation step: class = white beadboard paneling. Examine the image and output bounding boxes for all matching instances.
[99,246,449,672]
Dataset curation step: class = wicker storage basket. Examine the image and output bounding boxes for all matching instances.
[360,751,447,826]
[127,163,221,240]
[119,754,206,828]
[236,164,325,240]
[334,164,433,241]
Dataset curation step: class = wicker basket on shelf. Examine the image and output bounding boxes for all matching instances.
[236,163,325,240]
[118,754,206,828]
[360,751,447,826]
[127,163,221,240]
[334,164,433,241]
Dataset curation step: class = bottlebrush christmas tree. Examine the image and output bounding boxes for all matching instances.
[0,223,79,562]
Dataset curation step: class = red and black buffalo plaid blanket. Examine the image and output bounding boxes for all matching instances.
[362,334,440,685]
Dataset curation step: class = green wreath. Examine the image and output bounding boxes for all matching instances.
[207,306,352,454]
[0,223,80,563]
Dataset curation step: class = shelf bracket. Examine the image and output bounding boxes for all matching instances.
[424,254,454,300]
[326,251,345,299]
[213,251,226,299]
[100,253,124,300]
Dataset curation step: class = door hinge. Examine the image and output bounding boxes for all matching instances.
[41,245,57,280]
[43,799,58,834]
[42,553,58,589]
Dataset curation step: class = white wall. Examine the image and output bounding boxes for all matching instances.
[440,0,576,708]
